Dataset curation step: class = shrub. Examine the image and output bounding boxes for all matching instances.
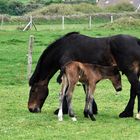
[0,0,8,14]
[7,1,26,15]
[101,17,140,30]
[106,2,135,12]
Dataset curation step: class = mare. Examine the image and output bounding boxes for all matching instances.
[58,61,122,121]
[28,32,140,119]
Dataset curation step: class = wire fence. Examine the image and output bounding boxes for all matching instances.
[0,12,140,31]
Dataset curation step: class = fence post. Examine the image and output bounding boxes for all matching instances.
[1,15,4,30]
[62,16,64,30]
[29,15,33,29]
[27,35,34,80]
[89,16,92,29]
[111,15,113,23]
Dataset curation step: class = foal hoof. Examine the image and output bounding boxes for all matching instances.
[84,110,89,118]
[88,113,96,121]
[58,117,63,121]
[135,113,140,120]
[119,111,133,118]
[93,110,98,115]
[90,116,96,121]
[71,117,77,122]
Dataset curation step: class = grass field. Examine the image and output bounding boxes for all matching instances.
[0,25,140,140]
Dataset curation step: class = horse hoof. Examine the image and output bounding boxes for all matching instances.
[119,111,133,118]
[71,117,77,121]
[54,109,59,115]
[54,108,68,115]
[135,113,140,120]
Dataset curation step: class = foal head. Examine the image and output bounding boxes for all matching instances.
[28,81,48,113]
[107,66,122,92]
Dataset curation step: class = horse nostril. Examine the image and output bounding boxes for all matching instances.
[34,108,41,113]
[29,108,34,113]
[116,87,122,92]
[28,107,41,113]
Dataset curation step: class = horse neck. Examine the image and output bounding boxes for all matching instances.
[29,51,60,86]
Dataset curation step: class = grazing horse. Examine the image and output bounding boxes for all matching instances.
[28,32,140,119]
[58,61,122,121]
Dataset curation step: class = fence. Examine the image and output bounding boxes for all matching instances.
[0,13,140,31]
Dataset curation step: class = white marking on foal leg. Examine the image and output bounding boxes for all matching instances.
[135,112,140,120]
[58,108,63,121]
[71,117,77,122]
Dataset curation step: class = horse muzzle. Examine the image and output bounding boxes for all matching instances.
[28,103,41,113]
[28,107,41,113]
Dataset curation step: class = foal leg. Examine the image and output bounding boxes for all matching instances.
[66,84,77,121]
[54,85,68,115]
[83,84,98,114]
[87,84,96,121]
[58,75,68,121]
[84,85,90,118]
[58,92,64,121]
[84,84,96,121]
[119,73,138,118]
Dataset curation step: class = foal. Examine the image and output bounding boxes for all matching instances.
[58,61,122,121]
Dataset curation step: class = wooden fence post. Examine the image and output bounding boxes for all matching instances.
[89,16,92,29]
[111,15,113,23]
[62,16,64,30]
[27,35,34,80]
[1,15,4,30]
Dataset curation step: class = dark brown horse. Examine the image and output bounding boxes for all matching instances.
[58,61,122,121]
[28,32,140,119]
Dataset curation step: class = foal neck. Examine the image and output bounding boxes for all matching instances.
[94,65,119,78]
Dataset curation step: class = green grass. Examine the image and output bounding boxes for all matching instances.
[0,25,140,140]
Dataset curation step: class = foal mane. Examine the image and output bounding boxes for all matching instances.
[29,32,79,86]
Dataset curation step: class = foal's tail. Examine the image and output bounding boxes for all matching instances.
[57,67,66,84]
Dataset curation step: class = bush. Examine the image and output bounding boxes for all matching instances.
[7,1,26,15]
[106,2,135,12]
[0,0,8,14]
[101,17,140,30]
[28,3,102,16]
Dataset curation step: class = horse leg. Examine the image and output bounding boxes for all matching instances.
[66,84,77,121]
[83,84,98,114]
[119,73,138,118]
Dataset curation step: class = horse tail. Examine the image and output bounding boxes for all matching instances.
[57,71,63,84]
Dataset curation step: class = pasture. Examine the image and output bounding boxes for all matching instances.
[0,25,140,140]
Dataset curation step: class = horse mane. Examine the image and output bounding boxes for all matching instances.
[29,32,79,86]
